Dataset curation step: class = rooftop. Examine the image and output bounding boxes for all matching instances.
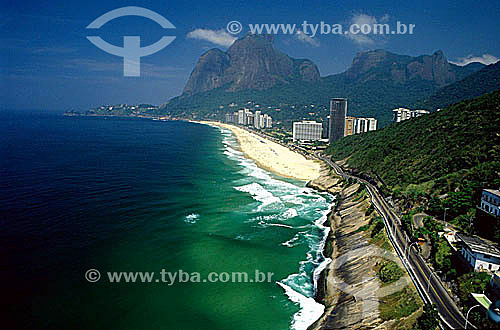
[457,234,500,258]
[484,189,500,198]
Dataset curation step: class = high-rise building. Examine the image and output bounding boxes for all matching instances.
[247,113,254,126]
[345,117,378,136]
[329,98,347,143]
[344,116,355,136]
[293,121,323,141]
[254,110,261,129]
[238,109,245,125]
[266,115,272,128]
[323,116,330,138]
[367,118,377,131]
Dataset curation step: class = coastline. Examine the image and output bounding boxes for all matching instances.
[195,120,422,329]
[307,170,423,330]
[197,120,335,329]
[197,121,322,182]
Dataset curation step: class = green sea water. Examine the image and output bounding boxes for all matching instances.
[2,115,333,329]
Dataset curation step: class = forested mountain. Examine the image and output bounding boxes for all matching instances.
[163,35,484,125]
[415,61,500,110]
[326,90,500,198]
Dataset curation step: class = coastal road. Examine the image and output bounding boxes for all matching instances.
[317,154,473,329]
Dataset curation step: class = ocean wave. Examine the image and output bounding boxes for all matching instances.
[277,282,325,330]
[282,231,303,247]
[234,182,282,211]
[282,208,298,219]
[217,127,334,330]
[258,221,295,229]
[184,213,199,224]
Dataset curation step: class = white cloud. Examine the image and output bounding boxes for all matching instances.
[343,13,389,46]
[295,30,320,47]
[186,28,237,47]
[449,54,499,66]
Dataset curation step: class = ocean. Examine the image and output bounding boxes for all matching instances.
[1,112,333,330]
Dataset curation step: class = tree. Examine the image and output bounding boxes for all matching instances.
[442,190,474,219]
[453,208,476,234]
[434,237,452,274]
[457,272,490,304]
[414,304,439,330]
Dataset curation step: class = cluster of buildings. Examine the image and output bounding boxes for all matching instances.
[392,107,430,123]
[292,98,377,142]
[344,116,378,136]
[225,109,272,129]
[442,189,500,273]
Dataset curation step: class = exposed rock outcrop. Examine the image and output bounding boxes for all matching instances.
[182,34,320,96]
[345,49,457,86]
[308,167,420,330]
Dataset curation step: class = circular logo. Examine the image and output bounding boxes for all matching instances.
[85,269,101,282]
[226,21,243,35]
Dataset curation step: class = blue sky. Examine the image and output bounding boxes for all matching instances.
[1,0,499,111]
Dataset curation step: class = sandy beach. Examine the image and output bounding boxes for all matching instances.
[200,121,322,181]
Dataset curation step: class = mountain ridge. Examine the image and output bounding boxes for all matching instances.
[164,35,485,125]
[415,60,500,110]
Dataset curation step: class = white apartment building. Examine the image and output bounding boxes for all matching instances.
[352,117,377,134]
[254,110,262,129]
[265,115,272,128]
[458,234,500,272]
[392,108,412,122]
[393,108,430,122]
[237,109,245,125]
[293,121,323,141]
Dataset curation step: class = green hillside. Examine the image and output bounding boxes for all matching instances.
[163,48,483,127]
[163,76,440,126]
[416,61,500,110]
[327,89,500,198]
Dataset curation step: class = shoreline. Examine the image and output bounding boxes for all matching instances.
[190,120,421,328]
[197,121,322,182]
[307,171,423,330]
[195,120,421,329]
[197,120,336,329]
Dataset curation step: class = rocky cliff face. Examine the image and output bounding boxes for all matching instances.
[307,166,422,330]
[182,34,320,96]
[345,49,457,86]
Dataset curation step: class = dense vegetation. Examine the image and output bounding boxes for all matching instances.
[163,54,483,127]
[413,304,439,330]
[327,90,500,236]
[327,90,500,194]
[162,76,443,126]
[416,61,500,110]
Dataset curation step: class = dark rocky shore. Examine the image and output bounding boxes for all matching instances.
[306,166,422,330]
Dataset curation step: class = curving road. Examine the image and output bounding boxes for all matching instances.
[317,153,473,329]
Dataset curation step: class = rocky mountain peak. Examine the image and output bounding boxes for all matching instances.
[345,49,456,86]
[182,34,320,96]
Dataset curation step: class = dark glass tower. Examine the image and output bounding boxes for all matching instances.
[329,98,347,143]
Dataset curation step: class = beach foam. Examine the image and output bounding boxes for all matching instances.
[201,121,334,330]
[184,213,199,224]
[277,282,325,330]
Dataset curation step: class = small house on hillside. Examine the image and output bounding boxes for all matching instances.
[457,234,500,272]
[480,189,500,217]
